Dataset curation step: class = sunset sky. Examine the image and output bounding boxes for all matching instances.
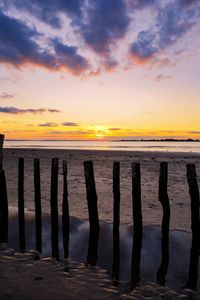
[0,0,200,140]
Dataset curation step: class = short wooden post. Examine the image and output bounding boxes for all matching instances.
[157,162,170,286]
[0,134,8,244]
[62,160,70,259]
[84,161,100,266]
[50,158,59,260]
[130,163,143,290]
[34,158,42,253]
[185,164,200,290]
[18,158,25,252]
[112,161,120,281]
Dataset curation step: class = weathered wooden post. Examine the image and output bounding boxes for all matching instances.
[62,160,70,259]
[157,162,170,286]
[112,161,120,281]
[130,162,143,290]
[185,164,200,290]
[0,134,3,171]
[84,161,100,266]
[34,158,42,253]
[18,157,26,251]
[50,158,59,260]
[0,134,8,244]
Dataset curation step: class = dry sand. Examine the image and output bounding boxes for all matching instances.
[3,148,200,229]
[1,148,200,299]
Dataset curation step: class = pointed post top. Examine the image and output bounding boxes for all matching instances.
[0,134,4,170]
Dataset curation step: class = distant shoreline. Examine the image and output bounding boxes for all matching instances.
[120,138,200,142]
[4,139,200,142]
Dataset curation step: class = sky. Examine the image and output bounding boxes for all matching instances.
[0,0,200,140]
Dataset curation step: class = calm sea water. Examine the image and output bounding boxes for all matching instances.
[4,140,200,153]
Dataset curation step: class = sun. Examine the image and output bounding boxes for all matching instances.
[93,126,109,139]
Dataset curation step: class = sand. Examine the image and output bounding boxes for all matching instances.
[1,148,200,299]
[0,245,199,300]
[3,148,200,229]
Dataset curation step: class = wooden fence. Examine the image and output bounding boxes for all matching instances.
[0,134,199,290]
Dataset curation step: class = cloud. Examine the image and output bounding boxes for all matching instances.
[2,0,83,28]
[0,10,89,75]
[0,10,54,68]
[109,128,121,131]
[78,0,130,55]
[62,122,79,127]
[52,39,89,75]
[129,30,157,63]
[38,122,58,127]
[187,131,200,134]
[155,74,172,81]
[157,2,199,49]
[1,0,200,73]
[0,93,15,99]
[0,107,61,114]
[129,1,200,64]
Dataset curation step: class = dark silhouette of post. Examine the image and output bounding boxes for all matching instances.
[112,161,120,281]
[18,157,26,252]
[185,164,200,290]
[0,134,3,171]
[34,158,42,253]
[50,158,59,260]
[130,162,143,290]
[84,161,100,266]
[157,162,170,286]
[62,160,70,259]
[0,134,8,243]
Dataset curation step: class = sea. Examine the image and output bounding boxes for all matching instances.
[4,139,200,153]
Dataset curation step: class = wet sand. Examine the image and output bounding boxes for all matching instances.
[1,148,200,299]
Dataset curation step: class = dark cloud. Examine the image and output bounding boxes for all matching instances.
[1,0,83,28]
[129,30,157,62]
[62,122,79,127]
[109,128,121,131]
[1,0,200,72]
[129,1,200,64]
[0,107,61,114]
[0,93,15,99]
[38,122,58,127]
[79,0,130,55]
[0,10,55,68]
[0,10,89,75]
[52,39,89,75]
[187,131,200,134]
[157,2,199,49]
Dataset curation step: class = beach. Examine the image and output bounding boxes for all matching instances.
[3,148,200,229]
[1,148,200,299]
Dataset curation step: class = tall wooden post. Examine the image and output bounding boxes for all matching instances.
[0,134,8,243]
[18,157,26,252]
[0,134,3,171]
[84,161,100,266]
[50,158,59,260]
[62,160,70,259]
[157,162,170,286]
[112,161,120,281]
[130,163,143,290]
[185,164,200,290]
[34,158,42,253]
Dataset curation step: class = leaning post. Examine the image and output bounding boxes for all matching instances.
[84,161,100,266]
